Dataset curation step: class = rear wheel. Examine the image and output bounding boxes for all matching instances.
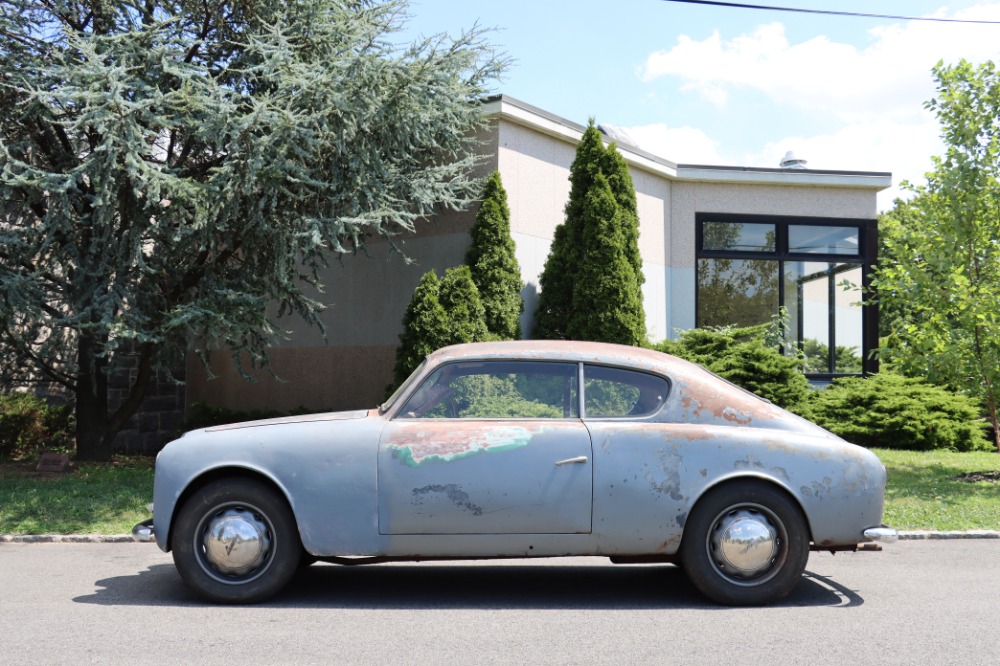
[680,482,809,606]
[172,478,301,603]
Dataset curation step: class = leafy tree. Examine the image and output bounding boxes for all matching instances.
[871,60,1000,450]
[534,121,646,344]
[391,271,449,389]
[438,265,489,345]
[0,0,503,460]
[466,172,523,339]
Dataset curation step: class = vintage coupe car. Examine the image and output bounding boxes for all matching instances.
[134,340,896,605]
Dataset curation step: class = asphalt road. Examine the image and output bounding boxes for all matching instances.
[0,540,997,665]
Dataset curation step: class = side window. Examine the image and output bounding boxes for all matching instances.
[584,366,669,418]
[398,361,579,419]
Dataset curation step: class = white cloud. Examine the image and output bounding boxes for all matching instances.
[640,6,1000,122]
[624,123,726,165]
[632,3,1000,210]
[747,116,943,209]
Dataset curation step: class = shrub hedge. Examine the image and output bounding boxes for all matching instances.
[654,325,811,409]
[0,393,74,459]
[794,372,990,452]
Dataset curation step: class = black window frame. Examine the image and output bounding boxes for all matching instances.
[695,212,878,378]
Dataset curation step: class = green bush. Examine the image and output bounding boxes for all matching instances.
[0,393,73,459]
[793,373,989,451]
[654,325,811,409]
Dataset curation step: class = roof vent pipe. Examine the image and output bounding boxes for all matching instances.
[780,150,808,169]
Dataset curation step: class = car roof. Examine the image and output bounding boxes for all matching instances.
[426,340,680,375]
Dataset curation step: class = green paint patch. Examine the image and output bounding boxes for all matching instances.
[387,426,537,467]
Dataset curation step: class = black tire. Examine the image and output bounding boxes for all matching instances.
[680,482,809,606]
[172,478,301,603]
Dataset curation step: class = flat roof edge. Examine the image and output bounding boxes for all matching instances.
[482,94,892,191]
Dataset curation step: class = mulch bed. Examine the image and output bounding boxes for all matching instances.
[953,471,1000,483]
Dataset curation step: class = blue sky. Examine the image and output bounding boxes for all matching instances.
[400,1,1000,209]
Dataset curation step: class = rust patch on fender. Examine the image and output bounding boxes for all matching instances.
[721,407,752,425]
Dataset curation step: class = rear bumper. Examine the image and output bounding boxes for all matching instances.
[863,525,898,543]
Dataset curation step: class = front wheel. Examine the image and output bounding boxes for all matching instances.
[680,482,809,606]
[172,478,301,603]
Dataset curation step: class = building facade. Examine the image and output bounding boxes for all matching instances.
[184,95,890,414]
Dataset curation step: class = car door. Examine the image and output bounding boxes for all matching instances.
[377,360,593,535]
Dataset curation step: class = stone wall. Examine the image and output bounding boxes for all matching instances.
[108,348,186,454]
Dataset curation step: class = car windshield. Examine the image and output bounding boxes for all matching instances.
[380,359,427,414]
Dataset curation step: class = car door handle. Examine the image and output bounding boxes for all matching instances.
[555,456,588,466]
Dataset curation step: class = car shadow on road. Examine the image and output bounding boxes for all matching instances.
[74,562,863,609]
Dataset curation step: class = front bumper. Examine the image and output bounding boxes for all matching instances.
[131,518,155,542]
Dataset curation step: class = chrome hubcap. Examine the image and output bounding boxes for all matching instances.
[198,506,272,583]
[709,507,780,582]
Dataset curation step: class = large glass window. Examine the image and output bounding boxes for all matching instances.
[697,258,779,328]
[696,214,876,376]
[784,262,863,373]
[702,221,776,252]
[788,225,859,255]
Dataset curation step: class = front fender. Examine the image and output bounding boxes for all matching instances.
[152,414,387,555]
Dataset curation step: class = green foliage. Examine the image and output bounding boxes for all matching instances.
[0,0,505,460]
[467,172,523,339]
[535,121,646,344]
[438,265,490,345]
[391,271,450,389]
[569,174,646,346]
[427,375,562,419]
[800,339,862,374]
[0,394,74,460]
[795,373,989,452]
[871,60,1000,450]
[655,325,811,409]
[390,265,490,395]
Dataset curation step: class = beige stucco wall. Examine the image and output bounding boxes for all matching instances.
[664,181,878,333]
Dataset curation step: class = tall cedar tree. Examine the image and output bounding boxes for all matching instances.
[389,266,489,395]
[0,0,504,460]
[466,172,523,339]
[438,266,490,345]
[569,175,646,346]
[391,271,449,389]
[534,121,646,344]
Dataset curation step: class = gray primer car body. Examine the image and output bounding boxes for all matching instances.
[150,340,889,563]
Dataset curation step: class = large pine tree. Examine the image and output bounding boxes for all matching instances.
[466,172,523,339]
[533,121,646,344]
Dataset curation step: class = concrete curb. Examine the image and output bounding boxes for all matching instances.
[898,530,1000,540]
[3,531,1000,543]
